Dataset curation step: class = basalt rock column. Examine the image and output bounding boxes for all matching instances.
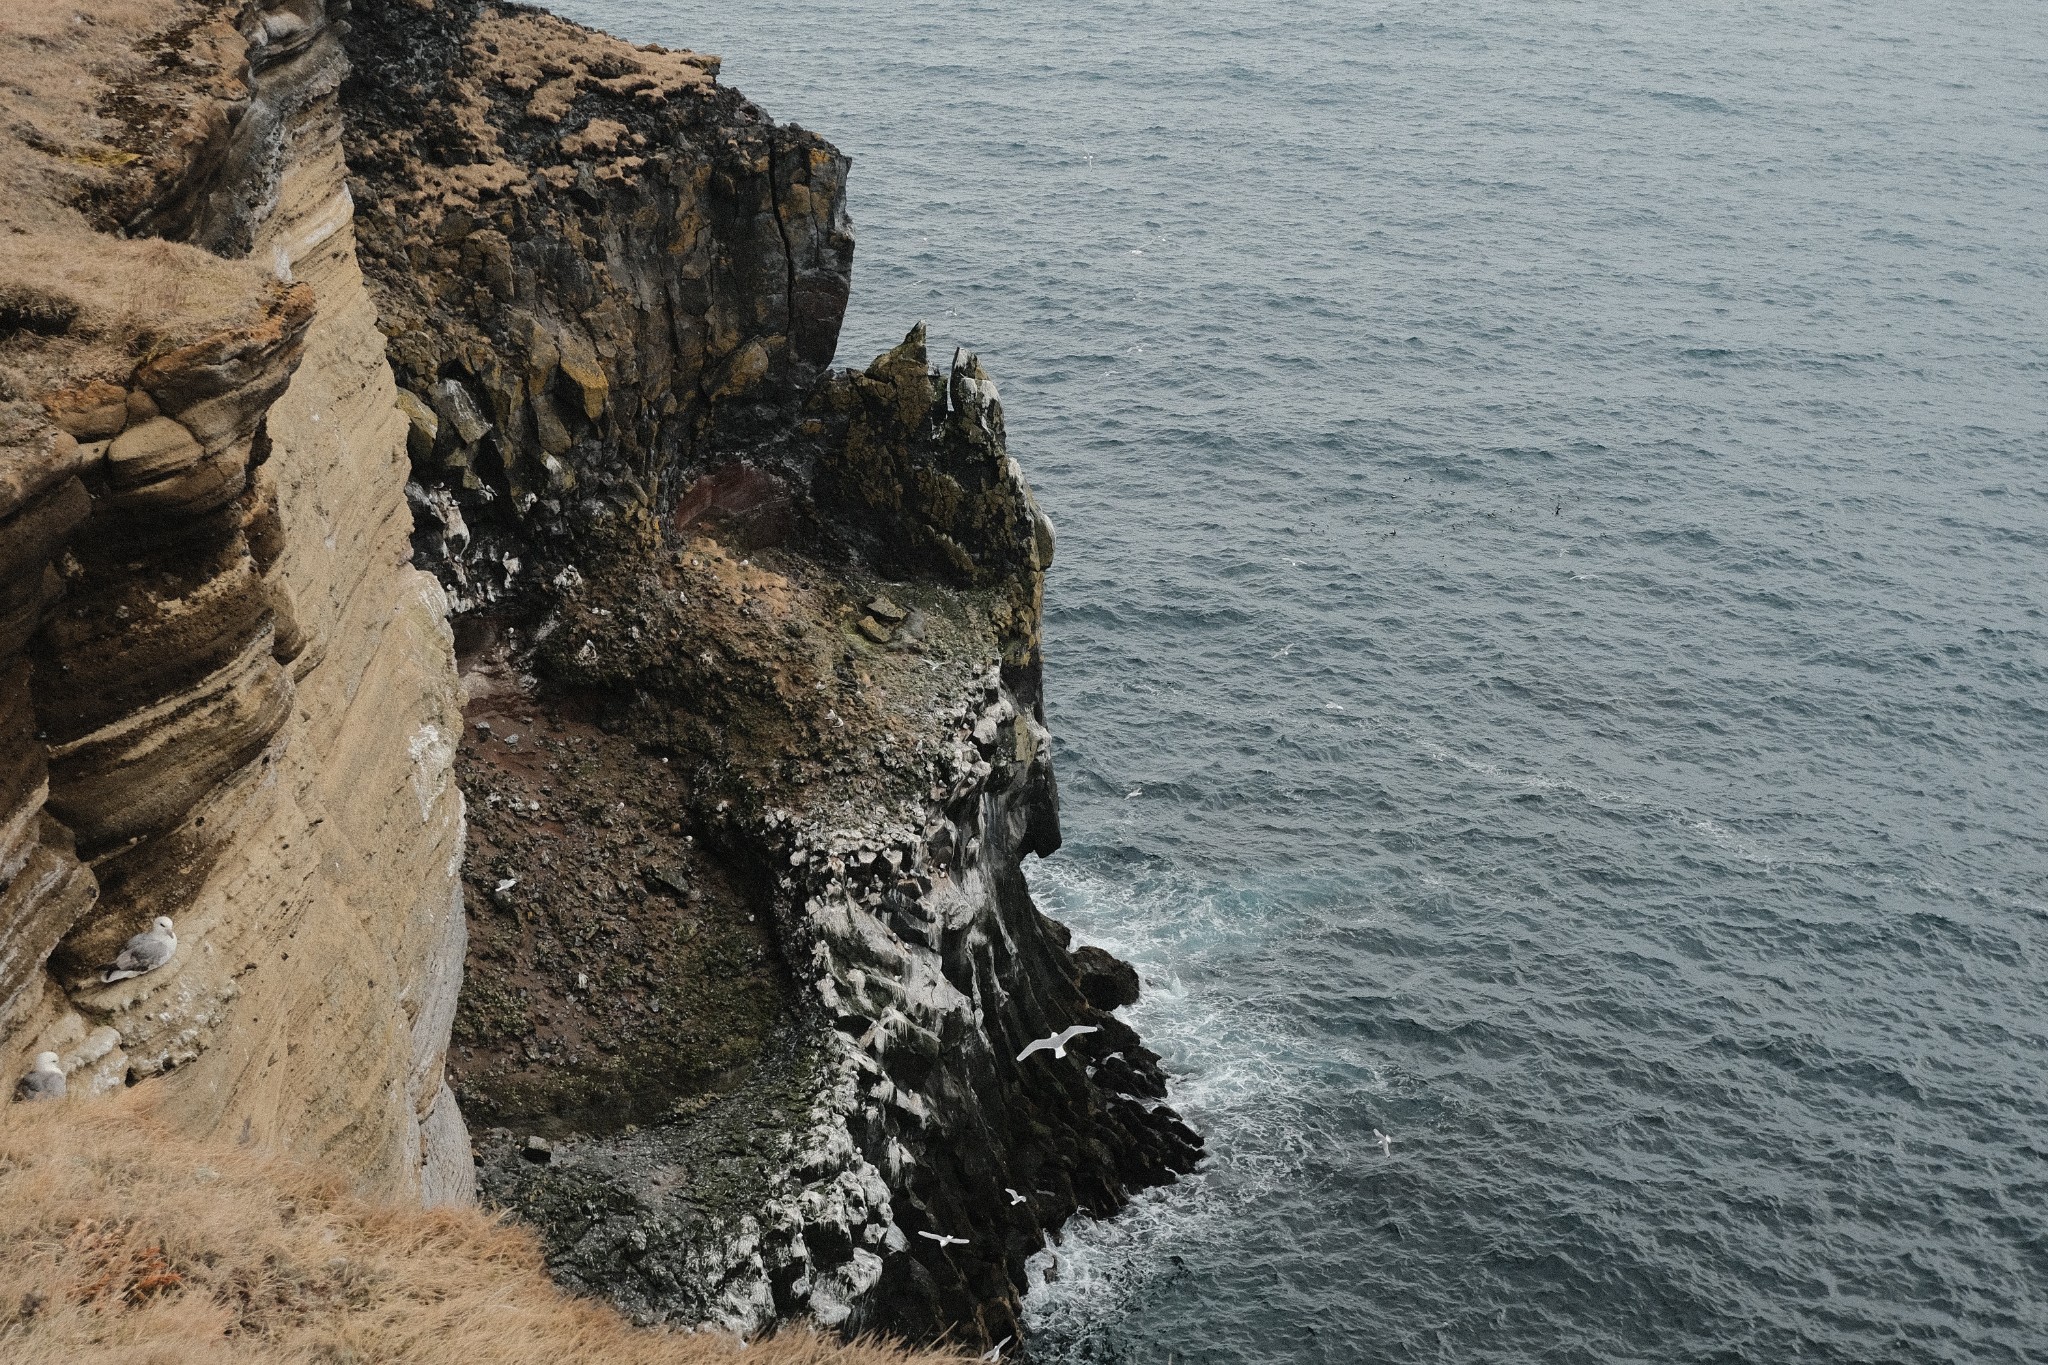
[337,0,1201,1346]
[342,0,853,612]
[460,332,1201,1348]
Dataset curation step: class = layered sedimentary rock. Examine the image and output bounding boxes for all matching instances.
[0,0,468,1202]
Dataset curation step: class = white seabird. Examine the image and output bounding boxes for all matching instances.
[916,1229,969,1248]
[103,916,176,983]
[1005,1187,1026,1205]
[1017,1023,1098,1062]
[16,1051,64,1102]
[1374,1127,1393,1157]
[981,1336,1012,1361]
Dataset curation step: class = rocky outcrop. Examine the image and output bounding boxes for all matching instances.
[457,347,1199,1347]
[339,0,851,615]
[329,1,1198,1349]
[0,0,468,1202]
[327,0,1199,1350]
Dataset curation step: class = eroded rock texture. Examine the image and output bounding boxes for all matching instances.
[341,0,852,613]
[0,0,469,1202]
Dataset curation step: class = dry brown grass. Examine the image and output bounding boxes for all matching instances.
[0,1095,967,1365]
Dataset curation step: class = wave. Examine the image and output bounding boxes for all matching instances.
[1020,860,1335,1357]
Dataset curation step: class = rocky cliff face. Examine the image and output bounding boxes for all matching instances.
[0,0,469,1202]
[340,1,1198,1348]
[338,0,851,619]
[2,0,1197,1351]
[442,331,1199,1348]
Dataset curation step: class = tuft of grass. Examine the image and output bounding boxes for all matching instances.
[0,1095,966,1365]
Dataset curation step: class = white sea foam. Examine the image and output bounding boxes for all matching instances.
[1019,861,1326,1352]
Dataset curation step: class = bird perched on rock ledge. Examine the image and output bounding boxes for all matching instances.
[15,1051,64,1102]
[103,916,177,983]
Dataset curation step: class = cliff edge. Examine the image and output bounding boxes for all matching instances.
[1,0,1199,1353]
[2,1095,969,1365]
[0,0,469,1203]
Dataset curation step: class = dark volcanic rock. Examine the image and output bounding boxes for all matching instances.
[1073,945,1142,1012]
[341,0,1200,1351]
[342,0,852,614]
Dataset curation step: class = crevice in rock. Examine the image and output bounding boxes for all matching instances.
[767,133,801,373]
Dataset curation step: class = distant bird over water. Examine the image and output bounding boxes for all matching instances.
[103,917,176,983]
[1374,1128,1393,1157]
[15,1051,64,1102]
[1018,1024,1098,1061]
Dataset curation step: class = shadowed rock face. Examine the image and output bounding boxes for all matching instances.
[446,346,1200,1343]
[340,0,853,615]
[340,1,1199,1349]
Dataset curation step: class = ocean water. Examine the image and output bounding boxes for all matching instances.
[548,2,2048,1360]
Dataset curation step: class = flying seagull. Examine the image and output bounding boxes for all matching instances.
[1005,1188,1026,1205]
[1017,1024,1098,1062]
[981,1337,1012,1361]
[103,917,177,982]
[1374,1128,1393,1157]
[15,1052,64,1102]
[917,1230,969,1248]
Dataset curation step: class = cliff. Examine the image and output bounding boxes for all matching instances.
[1,0,1198,1354]
[0,0,470,1203]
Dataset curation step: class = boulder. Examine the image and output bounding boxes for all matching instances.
[1073,945,1141,1011]
[105,417,206,489]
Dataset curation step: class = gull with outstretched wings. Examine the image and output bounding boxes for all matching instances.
[1016,1023,1097,1062]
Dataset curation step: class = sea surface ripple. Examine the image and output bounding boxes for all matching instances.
[556,2,2047,1360]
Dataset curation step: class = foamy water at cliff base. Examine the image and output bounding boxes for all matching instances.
[558,2,2045,1359]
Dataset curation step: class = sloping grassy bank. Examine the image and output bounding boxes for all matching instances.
[0,1096,967,1365]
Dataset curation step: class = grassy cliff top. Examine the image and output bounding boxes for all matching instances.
[0,1095,968,1365]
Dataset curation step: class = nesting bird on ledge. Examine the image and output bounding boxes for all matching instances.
[103,916,177,983]
[14,1052,65,1102]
